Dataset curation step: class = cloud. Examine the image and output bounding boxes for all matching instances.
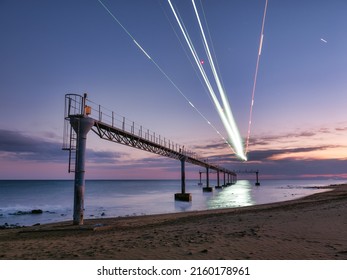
[192,141,226,150]
[0,129,65,162]
[1,127,346,180]
[192,129,324,152]
[0,129,198,177]
[249,131,317,146]
[190,132,336,163]
[221,144,347,179]
[227,144,347,179]
[246,146,336,161]
[87,150,126,164]
[109,155,181,170]
[0,129,126,164]
[241,158,347,179]
[199,137,347,179]
[335,126,347,132]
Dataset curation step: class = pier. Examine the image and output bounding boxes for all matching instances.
[234,169,260,186]
[198,169,236,190]
[63,94,237,225]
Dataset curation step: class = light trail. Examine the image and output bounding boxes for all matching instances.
[167,0,237,140]
[159,1,219,115]
[169,0,246,160]
[133,40,151,59]
[167,0,227,124]
[97,0,232,153]
[191,0,246,160]
[259,34,264,55]
[245,0,269,155]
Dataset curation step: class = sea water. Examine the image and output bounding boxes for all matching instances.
[0,179,345,227]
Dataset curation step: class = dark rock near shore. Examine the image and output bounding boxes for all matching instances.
[9,209,43,216]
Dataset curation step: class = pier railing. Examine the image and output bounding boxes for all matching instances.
[84,96,204,162]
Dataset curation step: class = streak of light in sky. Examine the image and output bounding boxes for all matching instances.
[169,0,247,161]
[97,0,232,152]
[245,0,269,155]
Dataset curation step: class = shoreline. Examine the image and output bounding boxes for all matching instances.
[0,180,340,229]
[1,184,347,259]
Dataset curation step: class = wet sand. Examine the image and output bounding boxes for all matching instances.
[1,184,347,259]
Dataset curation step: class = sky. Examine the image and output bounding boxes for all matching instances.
[0,0,346,180]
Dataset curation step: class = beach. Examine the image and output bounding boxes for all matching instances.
[0,184,347,260]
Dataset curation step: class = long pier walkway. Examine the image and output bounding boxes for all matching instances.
[63,94,237,225]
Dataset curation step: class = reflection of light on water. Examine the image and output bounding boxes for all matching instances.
[208,180,255,209]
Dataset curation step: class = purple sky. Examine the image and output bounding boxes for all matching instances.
[1,0,346,180]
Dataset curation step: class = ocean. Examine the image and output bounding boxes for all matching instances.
[0,179,345,227]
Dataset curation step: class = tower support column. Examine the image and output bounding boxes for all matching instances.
[70,116,94,225]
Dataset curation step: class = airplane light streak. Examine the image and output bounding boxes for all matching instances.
[97,0,236,158]
[169,0,247,161]
[191,0,246,161]
[245,0,269,155]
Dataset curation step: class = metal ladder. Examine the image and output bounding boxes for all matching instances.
[63,118,79,173]
[62,94,84,173]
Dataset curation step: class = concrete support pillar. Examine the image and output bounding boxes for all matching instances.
[255,171,260,186]
[223,172,226,186]
[181,158,186,194]
[216,170,222,189]
[175,157,191,201]
[70,116,94,225]
[198,171,203,186]
[203,166,213,192]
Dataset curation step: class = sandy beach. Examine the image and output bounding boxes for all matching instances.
[0,184,347,260]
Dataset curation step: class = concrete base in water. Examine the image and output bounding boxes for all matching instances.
[175,193,192,202]
[215,185,223,189]
[203,186,213,192]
